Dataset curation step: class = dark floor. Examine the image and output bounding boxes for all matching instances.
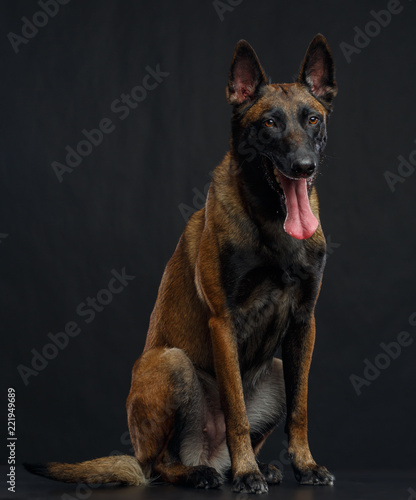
[1,467,415,500]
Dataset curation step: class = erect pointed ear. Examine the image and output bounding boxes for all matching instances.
[298,34,337,110]
[226,40,268,106]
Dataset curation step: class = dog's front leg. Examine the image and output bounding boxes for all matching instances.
[282,314,335,485]
[209,316,268,494]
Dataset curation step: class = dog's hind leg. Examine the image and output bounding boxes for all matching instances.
[126,347,222,489]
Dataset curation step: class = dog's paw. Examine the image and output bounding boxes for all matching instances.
[233,471,268,494]
[187,465,223,489]
[294,463,335,485]
[258,463,283,484]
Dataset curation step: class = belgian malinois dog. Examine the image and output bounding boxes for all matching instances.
[26,34,337,494]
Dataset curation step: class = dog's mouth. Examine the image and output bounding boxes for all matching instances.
[261,157,318,240]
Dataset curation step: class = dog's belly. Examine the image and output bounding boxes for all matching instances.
[199,373,228,465]
[179,371,231,474]
[180,359,285,476]
[202,405,227,460]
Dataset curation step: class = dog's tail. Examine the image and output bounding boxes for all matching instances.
[23,455,147,486]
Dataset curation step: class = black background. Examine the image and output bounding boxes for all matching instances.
[2,0,416,475]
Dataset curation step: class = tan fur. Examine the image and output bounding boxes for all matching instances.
[46,456,146,485]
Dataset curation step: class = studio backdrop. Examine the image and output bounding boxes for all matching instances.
[1,0,416,472]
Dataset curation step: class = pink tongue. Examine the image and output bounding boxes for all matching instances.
[277,173,318,240]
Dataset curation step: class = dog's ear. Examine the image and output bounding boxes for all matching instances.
[227,40,268,106]
[298,34,337,110]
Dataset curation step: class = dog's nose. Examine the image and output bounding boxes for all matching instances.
[291,158,316,177]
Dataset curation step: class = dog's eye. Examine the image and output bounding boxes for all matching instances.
[264,119,275,128]
[309,116,319,125]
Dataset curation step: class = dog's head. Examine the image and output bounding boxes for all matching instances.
[226,34,337,240]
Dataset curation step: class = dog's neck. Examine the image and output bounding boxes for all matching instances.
[231,150,287,221]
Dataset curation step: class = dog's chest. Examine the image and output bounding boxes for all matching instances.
[220,240,323,357]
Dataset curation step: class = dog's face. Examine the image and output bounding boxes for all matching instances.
[239,83,328,183]
[226,35,337,240]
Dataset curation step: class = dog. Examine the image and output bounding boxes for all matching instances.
[26,34,337,494]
